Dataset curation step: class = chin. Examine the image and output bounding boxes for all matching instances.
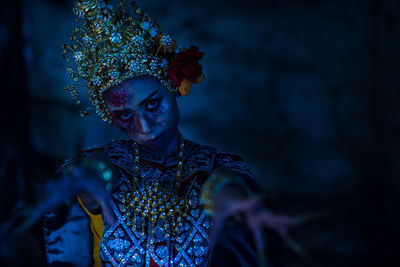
[134,131,167,149]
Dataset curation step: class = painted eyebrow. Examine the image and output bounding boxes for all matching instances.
[139,90,159,106]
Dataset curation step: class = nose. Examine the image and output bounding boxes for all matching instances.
[134,112,154,135]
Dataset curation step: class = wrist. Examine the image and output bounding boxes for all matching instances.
[201,167,251,215]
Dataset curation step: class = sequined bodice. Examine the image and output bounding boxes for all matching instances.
[78,139,259,267]
[101,186,210,267]
[97,140,213,267]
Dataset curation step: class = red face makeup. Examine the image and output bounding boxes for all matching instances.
[104,75,180,154]
[109,89,129,107]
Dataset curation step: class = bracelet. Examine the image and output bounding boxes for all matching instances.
[81,157,114,191]
[201,167,250,215]
[62,156,115,192]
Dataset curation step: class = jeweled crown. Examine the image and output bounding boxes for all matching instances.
[63,0,204,123]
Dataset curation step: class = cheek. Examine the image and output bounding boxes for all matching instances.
[112,116,135,133]
[151,109,163,121]
[152,111,177,134]
[153,100,174,121]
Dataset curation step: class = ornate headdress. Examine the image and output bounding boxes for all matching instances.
[63,0,205,123]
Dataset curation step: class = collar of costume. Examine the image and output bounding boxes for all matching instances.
[63,0,205,123]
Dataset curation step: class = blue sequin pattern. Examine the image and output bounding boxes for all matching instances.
[89,139,259,266]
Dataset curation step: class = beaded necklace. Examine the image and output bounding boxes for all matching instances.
[120,135,190,243]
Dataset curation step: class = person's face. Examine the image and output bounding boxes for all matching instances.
[104,76,179,151]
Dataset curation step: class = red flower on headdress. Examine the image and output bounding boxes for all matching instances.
[169,46,205,90]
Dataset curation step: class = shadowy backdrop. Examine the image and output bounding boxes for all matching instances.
[1,0,399,266]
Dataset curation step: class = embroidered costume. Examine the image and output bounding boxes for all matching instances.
[44,139,269,266]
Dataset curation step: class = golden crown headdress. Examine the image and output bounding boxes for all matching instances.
[63,0,205,123]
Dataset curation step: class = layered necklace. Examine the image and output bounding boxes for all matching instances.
[119,135,191,243]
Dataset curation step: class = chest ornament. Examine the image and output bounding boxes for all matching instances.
[118,136,191,244]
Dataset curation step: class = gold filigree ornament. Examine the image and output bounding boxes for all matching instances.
[119,135,190,243]
[63,0,184,123]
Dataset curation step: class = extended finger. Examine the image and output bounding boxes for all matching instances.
[291,210,333,224]
[245,210,269,267]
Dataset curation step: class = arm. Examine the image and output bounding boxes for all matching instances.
[202,162,289,266]
[43,150,116,267]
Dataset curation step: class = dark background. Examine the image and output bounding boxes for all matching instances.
[1,0,399,266]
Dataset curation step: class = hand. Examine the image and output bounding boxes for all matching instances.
[210,186,323,259]
[210,185,294,249]
[68,151,119,225]
[28,151,118,228]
